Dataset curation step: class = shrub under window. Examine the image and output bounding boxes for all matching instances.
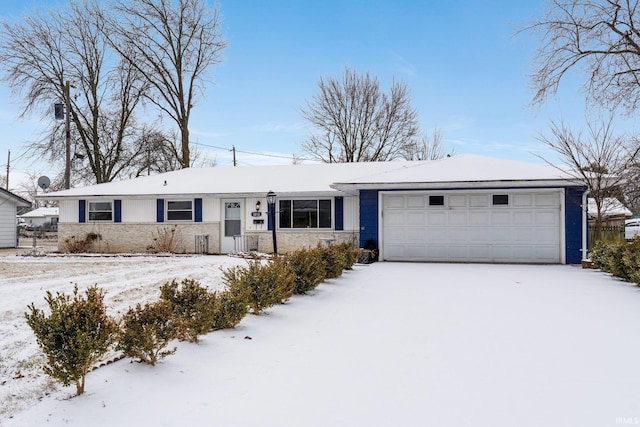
[279,199,331,229]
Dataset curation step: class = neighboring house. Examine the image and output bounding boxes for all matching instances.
[0,188,31,248]
[18,206,59,229]
[587,198,632,227]
[41,154,588,264]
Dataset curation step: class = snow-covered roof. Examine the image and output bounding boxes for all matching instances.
[332,154,577,191]
[18,207,59,218]
[587,198,632,218]
[41,154,581,199]
[0,188,30,206]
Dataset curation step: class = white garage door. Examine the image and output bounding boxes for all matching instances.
[382,191,562,263]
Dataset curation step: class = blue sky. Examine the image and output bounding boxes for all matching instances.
[0,0,633,186]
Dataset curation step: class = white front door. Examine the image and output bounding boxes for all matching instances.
[221,200,243,253]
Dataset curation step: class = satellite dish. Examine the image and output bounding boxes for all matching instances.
[37,176,50,191]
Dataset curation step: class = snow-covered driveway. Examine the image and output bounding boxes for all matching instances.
[4,260,640,427]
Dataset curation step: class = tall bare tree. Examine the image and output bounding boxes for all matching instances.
[301,67,420,163]
[524,0,640,112]
[105,0,227,168]
[536,117,640,239]
[0,0,148,184]
[402,128,453,161]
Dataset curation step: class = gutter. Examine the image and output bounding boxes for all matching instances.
[582,189,589,261]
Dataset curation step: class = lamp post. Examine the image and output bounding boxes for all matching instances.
[266,190,277,255]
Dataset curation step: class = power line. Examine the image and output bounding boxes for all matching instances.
[191,141,314,162]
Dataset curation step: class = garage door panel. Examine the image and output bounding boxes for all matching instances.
[513,194,533,207]
[447,228,468,242]
[382,192,562,263]
[385,211,406,226]
[429,228,448,242]
[407,212,426,225]
[535,227,560,243]
[448,212,468,226]
[491,211,511,225]
[513,212,533,225]
[407,196,425,208]
[406,228,427,242]
[536,211,559,226]
[384,228,407,243]
[449,195,467,207]
[470,211,490,225]
[385,196,405,208]
[535,193,559,207]
[427,212,447,225]
[492,228,512,242]
[469,228,491,242]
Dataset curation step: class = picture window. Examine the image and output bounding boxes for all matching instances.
[279,199,332,229]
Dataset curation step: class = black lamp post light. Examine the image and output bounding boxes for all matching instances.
[266,190,277,255]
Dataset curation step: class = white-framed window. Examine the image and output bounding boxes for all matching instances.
[88,201,113,221]
[278,199,332,229]
[167,200,193,221]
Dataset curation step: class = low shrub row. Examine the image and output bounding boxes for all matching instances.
[590,237,640,284]
[25,243,360,396]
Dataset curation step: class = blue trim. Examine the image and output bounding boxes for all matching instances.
[194,198,203,222]
[267,204,273,231]
[156,199,164,223]
[334,197,344,231]
[114,200,122,223]
[78,200,86,223]
[359,190,379,248]
[565,186,586,264]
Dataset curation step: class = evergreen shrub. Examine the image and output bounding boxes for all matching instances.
[159,278,215,342]
[117,300,177,365]
[210,290,248,330]
[25,285,118,395]
[591,240,633,281]
[285,247,327,294]
[222,258,296,315]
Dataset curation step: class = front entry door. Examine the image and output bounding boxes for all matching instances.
[221,200,242,253]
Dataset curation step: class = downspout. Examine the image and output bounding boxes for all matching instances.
[582,189,589,261]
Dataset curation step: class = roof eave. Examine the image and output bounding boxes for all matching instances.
[331,179,584,192]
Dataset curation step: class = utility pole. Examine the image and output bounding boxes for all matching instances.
[64,80,71,189]
[231,145,237,166]
[5,149,9,190]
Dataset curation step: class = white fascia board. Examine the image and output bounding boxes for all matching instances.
[331,179,583,192]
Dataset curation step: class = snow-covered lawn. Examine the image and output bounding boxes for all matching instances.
[2,257,640,426]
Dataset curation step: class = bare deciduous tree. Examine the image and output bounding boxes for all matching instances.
[105,0,227,168]
[0,0,148,184]
[536,117,640,240]
[301,67,420,163]
[524,0,640,112]
[402,128,453,160]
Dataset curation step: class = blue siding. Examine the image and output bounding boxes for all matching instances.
[359,190,379,249]
[156,199,164,223]
[114,200,122,223]
[78,200,86,223]
[194,198,203,222]
[565,186,586,264]
[334,197,344,231]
